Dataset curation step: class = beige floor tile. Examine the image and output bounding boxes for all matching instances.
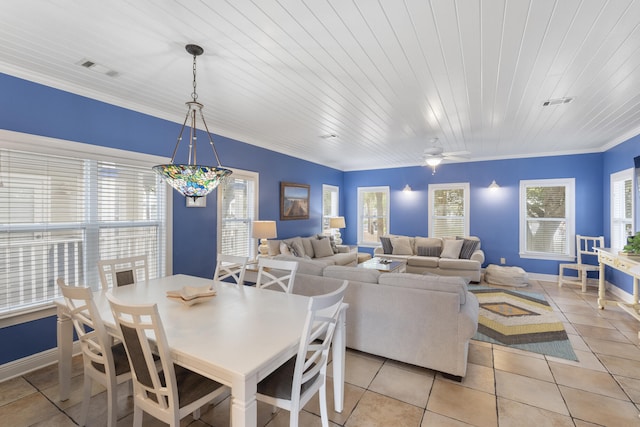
[598,353,640,379]
[266,407,340,427]
[559,385,640,425]
[339,350,384,389]
[563,313,616,329]
[572,420,607,427]
[40,373,106,410]
[546,348,607,372]
[497,397,574,427]
[608,317,640,333]
[0,376,37,407]
[421,410,475,426]
[65,382,134,427]
[468,342,494,368]
[194,396,277,427]
[495,370,568,415]
[493,349,554,382]
[548,361,627,400]
[562,321,578,335]
[23,356,84,391]
[30,412,77,427]
[0,392,62,426]
[490,344,545,359]
[438,363,495,394]
[303,377,366,425]
[368,361,433,408]
[566,332,590,351]
[573,323,632,343]
[619,328,640,343]
[345,390,423,427]
[615,375,640,404]
[584,336,640,361]
[426,379,497,427]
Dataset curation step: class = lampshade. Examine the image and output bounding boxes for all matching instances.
[153,44,232,200]
[252,221,277,239]
[329,216,346,229]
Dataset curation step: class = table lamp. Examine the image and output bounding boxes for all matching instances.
[329,216,346,245]
[252,220,277,257]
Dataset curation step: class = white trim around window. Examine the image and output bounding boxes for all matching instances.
[610,168,634,251]
[357,186,389,247]
[427,182,470,238]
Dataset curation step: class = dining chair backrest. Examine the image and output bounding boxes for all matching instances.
[213,253,249,285]
[576,235,604,265]
[57,278,131,427]
[98,255,149,289]
[256,258,299,293]
[256,280,348,426]
[107,294,226,426]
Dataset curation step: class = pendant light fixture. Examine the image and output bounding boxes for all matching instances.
[153,44,232,200]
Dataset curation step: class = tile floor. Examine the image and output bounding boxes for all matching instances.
[1,279,640,426]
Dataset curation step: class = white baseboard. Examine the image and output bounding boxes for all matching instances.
[0,342,81,382]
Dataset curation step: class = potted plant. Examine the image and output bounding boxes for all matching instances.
[622,232,640,256]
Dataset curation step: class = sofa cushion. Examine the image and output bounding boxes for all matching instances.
[317,234,338,254]
[391,237,413,255]
[311,237,334,258]
[283,237,306,257]
[322,252,358,266]
[323,265,380,284]
[414,237,441,249]
[273,255,328,276]
[438,257,480,271]
[378,273,467,304]
[407,255,439,268]
[279,242,291,255]
[416,245,442,257]
[301,237,315,258]
[441,239,464,259]
[457,237,480,259]
[379,236,393,254]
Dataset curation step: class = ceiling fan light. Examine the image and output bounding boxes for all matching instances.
[425,156,443,167]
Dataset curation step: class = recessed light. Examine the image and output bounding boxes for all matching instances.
[76,58,119,77]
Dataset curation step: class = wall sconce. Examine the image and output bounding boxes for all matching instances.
[402,184,412,192]
[488,180,500,189]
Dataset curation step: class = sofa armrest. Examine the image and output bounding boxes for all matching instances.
[470,249,485,264]
[373,247,384,256]
[336,245,350,253]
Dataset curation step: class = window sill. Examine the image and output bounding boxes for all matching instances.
[0,304,57,328]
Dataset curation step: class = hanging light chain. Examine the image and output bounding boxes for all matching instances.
[191,53,198,102]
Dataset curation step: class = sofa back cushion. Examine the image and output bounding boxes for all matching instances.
[273,254,329,276]
[441,239,464,259]
[311,237,334,258]
[379,236,393,254]
[323,265,381,284]
[391,236,413,255]
[378,273,467,305]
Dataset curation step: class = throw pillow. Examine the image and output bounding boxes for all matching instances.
[457,237,480,259]
[311,237,334,258]
[441,239,464,259]
[416,245,442,257]
[391,237,413,255]
[317,234,339,254]
[279,242,291,255]
[379,236,393,254]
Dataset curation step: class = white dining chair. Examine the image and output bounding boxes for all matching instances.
[256,280,348,427]
[98,255,149,289]
[256,258,299,293]
[213,253,249,285]
[107,294,228,427]
[558,235,604,292]
[56,278,132,427]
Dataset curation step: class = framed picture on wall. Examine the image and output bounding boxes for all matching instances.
[280,182,310,220]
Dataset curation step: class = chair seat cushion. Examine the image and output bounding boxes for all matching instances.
[91,342,131,376]
[175,364,225,407]
[257,357,318,400]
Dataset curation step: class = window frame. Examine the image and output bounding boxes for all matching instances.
[322,184,340,233]
[216,168,259,259]
[519,178,575,261]
[610,168,634,251]
[427,182,470,238]
[357,186,390,247]
[0,129,172,326]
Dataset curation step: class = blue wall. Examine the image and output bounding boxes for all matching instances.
[2,71,640,365]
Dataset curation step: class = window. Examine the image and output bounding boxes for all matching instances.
[519,178,575,260]
[217,169,258,259]
[322,185,339,233]
[611,169,633,250]
[428,183,470,237]
[357,187,389,246]
[0,131,170,318]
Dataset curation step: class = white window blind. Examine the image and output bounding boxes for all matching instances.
[357,187,389,246]
[0,135,168,317]
[428,183,470,237]
[519,179,574,259]
[611,169,633,250]
[217,170,258,258]
[322,185,339,232]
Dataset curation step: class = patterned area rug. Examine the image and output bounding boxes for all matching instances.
[469,286,578,361]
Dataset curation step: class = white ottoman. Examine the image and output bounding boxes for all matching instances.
[484,264,528,287]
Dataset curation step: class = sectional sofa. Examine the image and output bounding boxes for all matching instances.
[274,256,479,379]
[374,235,485,282]
[266,235,357,266]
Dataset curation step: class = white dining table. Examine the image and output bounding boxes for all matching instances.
[56,274,346,427]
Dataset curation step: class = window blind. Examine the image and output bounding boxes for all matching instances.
[611,172,633,250]
[0,145,167,317]
[218,172,257,258]
[525,186,567,254]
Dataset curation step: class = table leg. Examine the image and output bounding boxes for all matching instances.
[230,375,257,427]
[56,307,73,401]
[332,304,347,413]
[598,261,606,309]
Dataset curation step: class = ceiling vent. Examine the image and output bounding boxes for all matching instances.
[542,97,574,107]
[77,58,119,77]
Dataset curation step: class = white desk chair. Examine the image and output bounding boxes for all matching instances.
[256,258,299,293]
[256,280,348,427]
[56,279,132,427]
[558,235,604,292]
[213,253,249,285]
[107,294,228,427]
[98,255,149,289]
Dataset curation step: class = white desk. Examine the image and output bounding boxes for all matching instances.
[56,274,346,427]
[597,249,640,333]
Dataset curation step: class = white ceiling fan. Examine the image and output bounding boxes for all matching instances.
[422,138,470,174]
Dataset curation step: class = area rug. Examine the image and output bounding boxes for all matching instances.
[469,286,578,361]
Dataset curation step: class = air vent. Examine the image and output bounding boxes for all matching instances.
[542,97,574,107]
[76,58,118,77]
[319,133,338,139]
